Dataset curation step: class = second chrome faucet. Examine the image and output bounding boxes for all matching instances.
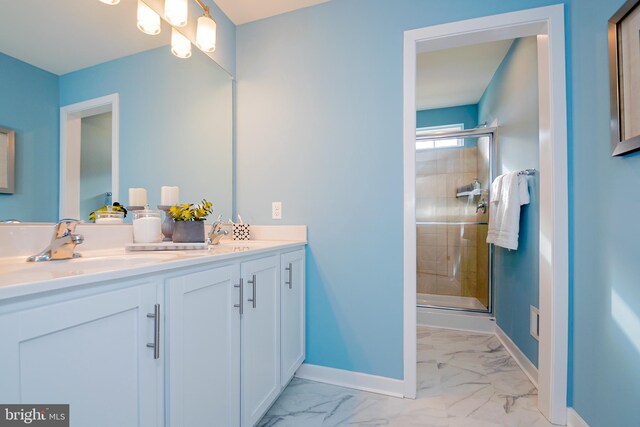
[27,219,84,262]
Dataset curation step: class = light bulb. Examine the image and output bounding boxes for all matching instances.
[99,0,120,4]
[164,0,188,27]
[137,0,161,35]
[196,15,217,53]
[171,28,191,59]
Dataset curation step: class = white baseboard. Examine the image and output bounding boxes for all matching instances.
[417,307,496,334]
[567,408,589,427]
[495,325,538,388]
[295,363,406,398]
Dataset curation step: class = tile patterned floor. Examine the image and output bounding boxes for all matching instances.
[259,326,553,426]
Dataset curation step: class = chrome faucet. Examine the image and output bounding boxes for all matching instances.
[208,221,229,245]
[27,219,84,262]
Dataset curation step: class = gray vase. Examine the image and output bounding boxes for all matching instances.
[172,221,205,243]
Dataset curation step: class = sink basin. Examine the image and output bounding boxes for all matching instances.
[43,253,176,270]
[0,253,178,286]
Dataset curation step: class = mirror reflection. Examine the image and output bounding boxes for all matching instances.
[0,0,233,223]
[81,112,113,218]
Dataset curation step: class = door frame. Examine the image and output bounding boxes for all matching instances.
[402,5,568,425]
[59,93,120,219]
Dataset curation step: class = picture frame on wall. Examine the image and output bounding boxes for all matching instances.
[609,0,640,156]
[0,126,15,194]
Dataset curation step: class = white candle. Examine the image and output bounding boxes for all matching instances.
[95,217,124,224]
[160,186,179,206]
[133,216,162,243]
[128,188,147,206]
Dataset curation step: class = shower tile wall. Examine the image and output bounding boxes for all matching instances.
[416,146,489,308]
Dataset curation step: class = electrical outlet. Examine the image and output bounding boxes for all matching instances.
[272,202,282,220]
[530,306,540,341]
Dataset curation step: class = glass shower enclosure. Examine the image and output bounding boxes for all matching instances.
[415,127,495,312]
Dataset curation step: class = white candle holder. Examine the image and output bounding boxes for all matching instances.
[158,205,174,242]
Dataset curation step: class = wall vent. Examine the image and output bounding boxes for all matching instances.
[530,306,540,341]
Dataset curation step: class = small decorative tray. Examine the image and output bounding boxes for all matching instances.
[125,242,209,251]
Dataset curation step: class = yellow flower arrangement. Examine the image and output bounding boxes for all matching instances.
[168,200,213,221]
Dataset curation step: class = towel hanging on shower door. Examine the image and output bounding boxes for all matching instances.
[486,171,530,250]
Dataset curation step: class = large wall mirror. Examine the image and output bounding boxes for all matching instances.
[0,0,233,223]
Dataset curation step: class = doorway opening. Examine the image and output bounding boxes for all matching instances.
[403,6,568,425]
[59,94,119,220]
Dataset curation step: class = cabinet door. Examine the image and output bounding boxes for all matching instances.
[241,255,280,427]
[280,249,306,387]
[166,265,241,427]
[0,281,163,427]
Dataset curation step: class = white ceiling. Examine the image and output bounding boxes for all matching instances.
[0,0,333,75]
[214,0,331,25]
[416,39,514,111]
[0,0,171,75]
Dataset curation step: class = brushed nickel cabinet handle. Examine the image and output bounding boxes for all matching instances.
[285,263,293,289]
[146,304,160,359]
[247,274,256,308]
[234,278,244,315]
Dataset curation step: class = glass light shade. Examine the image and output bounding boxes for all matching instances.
[99,0,120,4]
[171,28,191,59]
[164,0,188,27]
[196,15,217,52]
[137,1,161,35]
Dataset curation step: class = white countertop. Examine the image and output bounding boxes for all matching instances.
[0,240,306,302]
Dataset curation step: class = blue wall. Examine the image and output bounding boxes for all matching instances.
[567,0,640,425]
[0,53,59,222]
[416,104,478,146]
[478,37,540,367]
[60,47,233,221]
[236,0,640,424]
[416,104,478,130]
[236,0,562,380]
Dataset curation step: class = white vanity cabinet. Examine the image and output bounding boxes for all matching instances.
[0,279,164,427]
[240,255,281,427]
[166,253,301,427]
[280,249,306,387]
[0,242,306,427]
[165,264,241,427]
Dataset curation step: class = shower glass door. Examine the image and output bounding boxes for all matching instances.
[415,129,494,312]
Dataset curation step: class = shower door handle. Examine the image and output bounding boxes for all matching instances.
[476,199,487,214]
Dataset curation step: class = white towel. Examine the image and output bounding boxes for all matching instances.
[486,171,530,250]
[491,174,504,204]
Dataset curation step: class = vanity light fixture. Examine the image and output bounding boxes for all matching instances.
[164,0,188,27]
[171,28,192,58]
[195,3,216,52]
[137,0,161,35]
[99,0,216,58]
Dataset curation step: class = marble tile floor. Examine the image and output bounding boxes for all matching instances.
[259,327,553,427]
